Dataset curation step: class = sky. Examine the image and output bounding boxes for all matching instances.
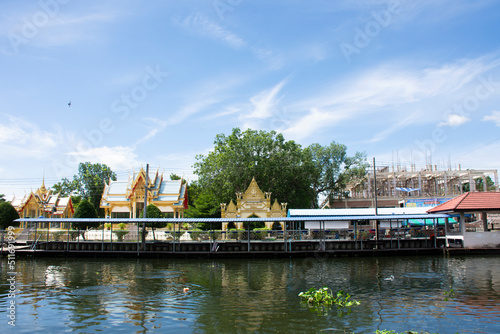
[2,0,500,200]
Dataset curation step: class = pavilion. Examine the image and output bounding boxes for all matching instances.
[100,168,188,219]
[427,192,500,248]
[11,180,74,229]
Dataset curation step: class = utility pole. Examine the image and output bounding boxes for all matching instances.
[142,164,149,251]
[373,157,378,214]
[373,157,379,244]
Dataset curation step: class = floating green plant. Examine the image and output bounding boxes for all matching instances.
[298,287,360,308]
[443,287,455,301]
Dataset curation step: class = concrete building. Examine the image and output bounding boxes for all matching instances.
[328,165,499,209]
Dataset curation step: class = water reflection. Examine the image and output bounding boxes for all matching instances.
[0,255,499,333]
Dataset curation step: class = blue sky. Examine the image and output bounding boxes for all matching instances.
[2,0,500,199]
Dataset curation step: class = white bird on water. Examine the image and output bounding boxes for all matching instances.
[384,275,395,281]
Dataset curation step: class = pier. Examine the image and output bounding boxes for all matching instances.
[3,215,478,258]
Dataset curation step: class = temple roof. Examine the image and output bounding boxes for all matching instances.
[101,172,187,209]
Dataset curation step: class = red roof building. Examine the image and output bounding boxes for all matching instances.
[427,192,500,213]
[427,192,500,249]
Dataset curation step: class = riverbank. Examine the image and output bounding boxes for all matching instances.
[2,240,498,258]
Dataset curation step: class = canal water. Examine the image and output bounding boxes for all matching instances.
[1,255,499,333]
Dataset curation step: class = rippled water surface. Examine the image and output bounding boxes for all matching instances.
[1,255,499,333]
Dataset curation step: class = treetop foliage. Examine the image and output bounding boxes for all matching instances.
[53,162,116,218]
[193,128,367,211]
[72,199,99,230]
[0,201,20,229]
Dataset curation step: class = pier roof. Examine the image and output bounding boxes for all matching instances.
[16,213,450,224]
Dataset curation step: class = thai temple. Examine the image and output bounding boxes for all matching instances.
[11,180,74,229]
[100,168,188,218]
[220,177,287,230]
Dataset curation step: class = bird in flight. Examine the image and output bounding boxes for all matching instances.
[68,101,71,107]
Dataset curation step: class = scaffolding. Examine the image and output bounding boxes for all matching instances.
[350,166,499,200]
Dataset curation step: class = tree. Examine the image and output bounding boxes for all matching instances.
[52,178,78,196]
[56,162,117,218]
[72,199,99,235]
[0,202,20,229]
[170,173,181,180]
[305,142,368,204]
[192,128,367,215]
[0,194,6,203]
[193,128,316,211]
[462,175,496,192]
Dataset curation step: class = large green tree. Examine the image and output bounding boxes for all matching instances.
[0,202,20,229]
[54,162,116,217]
[193,128,316,211]
[192,128,367,216]
[52,178,78,196]
[305,142,368,203]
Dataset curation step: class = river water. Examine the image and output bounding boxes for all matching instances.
[1,255,499,333]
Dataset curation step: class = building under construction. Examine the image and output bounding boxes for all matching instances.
[328,165,499,209]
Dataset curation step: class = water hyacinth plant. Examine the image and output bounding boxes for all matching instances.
[443,287,455,301]
[298,287,360,308]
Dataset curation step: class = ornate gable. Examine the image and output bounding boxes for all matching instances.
[127,167,151,199]
[242,177,266,201]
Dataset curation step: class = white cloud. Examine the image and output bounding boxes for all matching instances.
[155,152,198,182]
[67,146,139,171]
[134,118,168,147]
[439,114,471,127]
[170,98,220,125]
[239,77,290,130]
[176,13,245,49]
[482,111,500,127]
[202,106,240,121]
[175,13,283,69]
[282,55,500,140]
[1,7,119,53]
[367,112,421,143]
[0,115,58,158]
[283,107,353,140]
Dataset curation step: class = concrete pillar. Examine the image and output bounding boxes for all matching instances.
[495,170,499,191]
[444,172,448,196]
[483,176,487,192]
[469,171,476,191]
[418,173,422,196]
[482,212,488,231]
[459,212,465,235]
[393,173,396,196]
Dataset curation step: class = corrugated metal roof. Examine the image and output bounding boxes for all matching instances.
[16,213,450,224]
[289,207,429,216]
